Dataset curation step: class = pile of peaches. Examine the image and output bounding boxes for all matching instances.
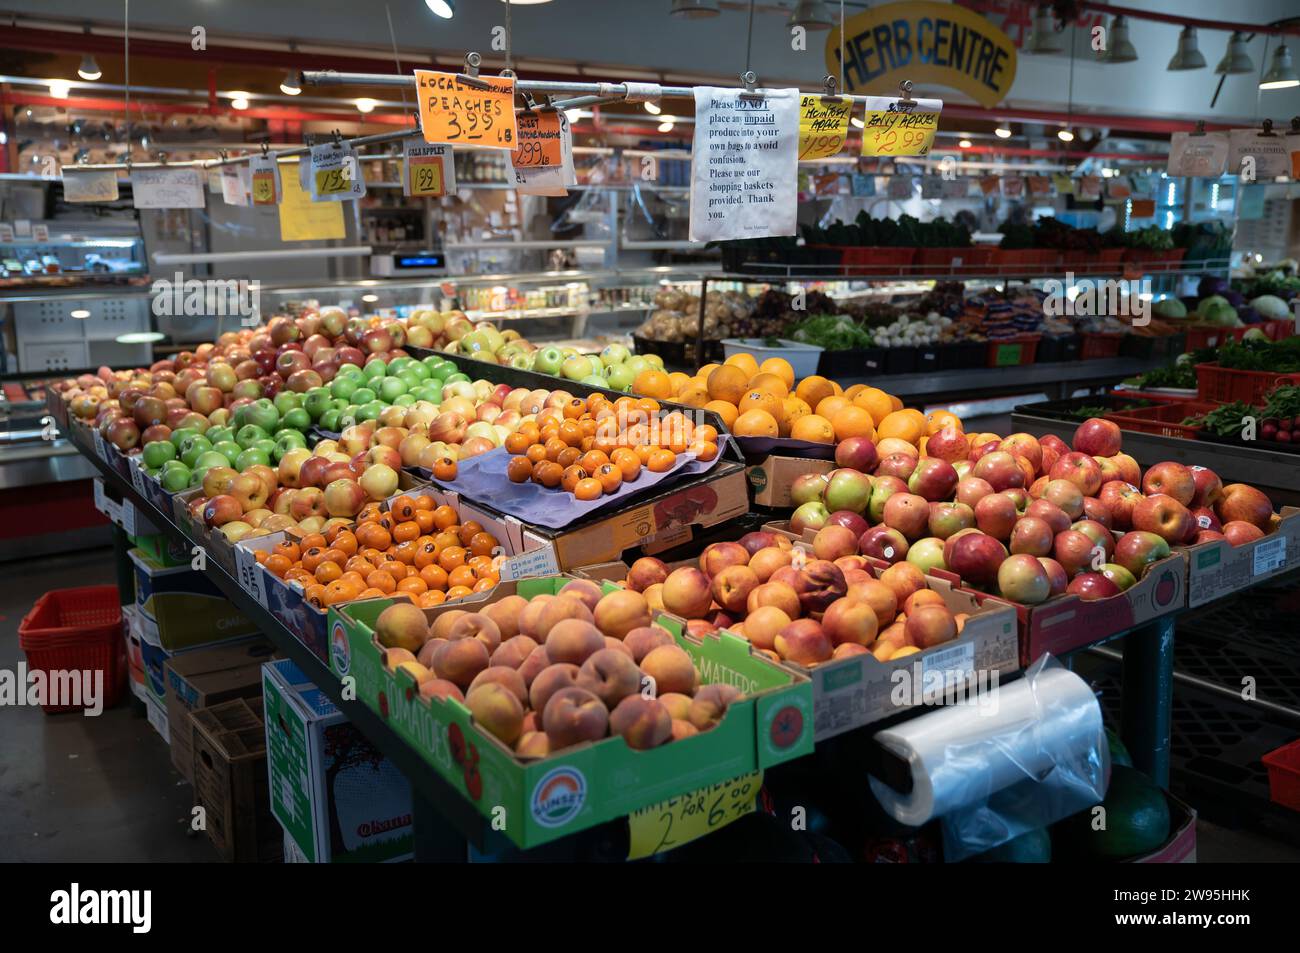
[372,581,741,758]
[787,415,1282,607]
[620,537,963,667]
[253,494,501,609]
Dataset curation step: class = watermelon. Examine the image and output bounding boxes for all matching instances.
[969,827,1052,863]
[1054,765,1171,860]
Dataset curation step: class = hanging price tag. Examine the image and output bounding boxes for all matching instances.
[627,771,762,860]
[249,154,282,205]
[415,69,517,149]
[404,141,456,197]
[511,111,565,168]
[233,545,270,609]
[220,165,251,206]
[798,95,851,160]
[860,95,943,158]
[309,143,366,201]
[62,168,120,203]
[511,112,576,196]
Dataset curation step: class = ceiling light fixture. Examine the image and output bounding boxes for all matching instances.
[995,125,1012,139]
[280,71,301,95]
[425,0,454,18]
[355,98,377,113]
[48,80,71,99]
[788,0,833,31]
[644,101,662,115]
[658,117,676,133]
[671,0,719,18]
[1057,128,1075,142]
[1102,15,1137,63]
[1167,26,1206,71]
[78,54,101,81]
[1024,5,1064,55]
[70,309,91,319]
[1260,43,1300,89]
[228,91,251,110]
[1215,32,1254,75]
[958,138,973,149]
[115,332,166,344]
[361,294,379,303]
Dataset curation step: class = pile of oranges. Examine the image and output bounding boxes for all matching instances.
[631,353,928,449]
[503,392,720,500]
[254,493,501,610]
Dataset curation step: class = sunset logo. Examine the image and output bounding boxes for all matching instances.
[331,621,351,677]
[530,767,586,828]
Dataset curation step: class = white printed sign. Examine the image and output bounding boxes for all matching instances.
[62,169,120,203]
[0,224,12,243]
[233,544,270,609]
[309,144,366,202]
[511,113,576,196]
[497,547,560,581]
[1228,129,1292,179]
[1253,536,1287,576]
[32,224,50,241]
[132,168,205,209]
[220,165,252,206]
[688,86,799,243]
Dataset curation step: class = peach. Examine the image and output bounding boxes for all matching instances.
[558,579,603,613]
[642,583,666,613]
[687,683,744,731]
[431,638,489,689]
[640,644,699,696]
[746,581,801,620]
[517,645,550,688]
[490,634,538,669]
[879,562,927,606]
[468,666,528,705]
[845,577,898,629]
[447,612,501,652]
[775,618,833,665]
[466,682,524,745]
[904,605,958,649]
[699,541,751,578]
[430,609,469,642]
[658,692,694,721]
[821,597,879,646]
[609,695,673,750]
[517,594,555,639]
[671,718,699,741]
[515,730,550,759]
[624,625,676,663]
[813,525,859,562]
[832,643,870,660]
[743,605,791,652]
[604,636,634,658]
[626,556,669,592]
[416,637,446,668]
[662,566,713,619]
[748,546,792,582]
[711,564,759,615]
[542,687,609,750]
[792,560,847,615]
[481,594,527,640]
[593,588,651,640]
[521,710,539,734]
[576,648,642,708]
[528,663,581,715]
[386,651,419,674]
[545,618,605,666]
[375,602,429,652]
[536,595,594,641]
[418,678,464,704]
[902,589,946,615]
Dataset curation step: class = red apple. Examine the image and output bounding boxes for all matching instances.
[1109,453,1142,488]
[1190,506,1222,534]
[1081,496,1112,529]
[834,436,879,473]
[1037,557,1069,595]
[908,457,959,502]
[955,476,995,509]
[1188,465,1223,510]
[1054,529,1100,577]
[1072,417,1123,457]
[858,526,910,564]
[974,492,1019,540]
[946,532,1008,587]
[1066,572,1121,601]
[928,501,976,540]
[1216,483,1273,531]
[1009,516,1054,556]
[1142,461,1195,507]
[1132,494,1193,545]
[972,450,1026,492]
[882,493,931,540]
[996,553,1052,604]
[1098,481,1143,531]
[1113,531,1171,579]
[1041,479,1085,519]
[1070,519,1114,559]
[998,433,1043,474]
[925,426,969,464]
[1049,452,1103,497]
[1025,498,1071,535]
[875,452,917,481]
[1222,521,1266,547]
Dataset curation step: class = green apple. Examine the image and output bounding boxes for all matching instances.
[179,434,213,468]
[600,343,630,367]
[443,372,470,386]
[350,387,377,406]
[581,374,608,388]
[643,353,665,371]
[272,391,302,415]
[212,440,244,463]
[605,364,636,392]
[235,447,271,471]
[169,427,198,449]
[626,355,650,377]
[206,425,235,446]
[250,438,278,458]
[281,407,312,432]
[161,465,192,492]
[331,376,360,401]
[407,362,431,381]
[303,388,333,420]
[273,432,307,461]
[533,346,565,376]
[319,409,342,432]
[387,356,414,375]
[142,441,176,468]
[244,398,280,433]
[235,424,269,449]
[363,359,387,380]
[194,450,231,473]
[393,393,416,407]
[561,354,595,381]
[378,378,408,403]
[413,386,442,404]
[356,400,384,422]
[509,354,531,370]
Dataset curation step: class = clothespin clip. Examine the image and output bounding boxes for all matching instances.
[820,74,841,103]
[1189,119,1207,137]
[459,51,491,90]
[739,70,764,101]
[897,80,916,106]
[332,129,344,149]
[1258,118,1275,137]
[260,142,270,156]
[158,152,169,165]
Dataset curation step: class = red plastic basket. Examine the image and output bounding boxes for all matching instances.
[1195,362,1300,405]
[1103,400,1219,439]
[1263,740,1300,812]
[18,585,126,714]
[1182,325,1249,351]
[985,334,1040,367]
[840,246,916,275]
[1079,332,1124,360]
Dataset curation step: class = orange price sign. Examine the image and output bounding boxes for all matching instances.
[511,111,565,169]
[859,95,943,158]
[415,69,517,150]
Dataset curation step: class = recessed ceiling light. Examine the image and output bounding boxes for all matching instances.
[361,293,378,303]
[355,98,377,114]
[995,125,1012,139]
[70,309,91,319]
[958,138,973,149]
[48,80,72,99]
[644,101,662,115]
[425,0,454,18]
[229,91,251,110]
[1058,128,1075,142]
[78,54,101,81]
[658,117,676,133]
[116,331,166,344]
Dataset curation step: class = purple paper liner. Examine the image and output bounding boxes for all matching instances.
[414,436,734,530]
[734,435,837,462]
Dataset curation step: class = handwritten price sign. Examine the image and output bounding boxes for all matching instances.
[798,96,851,161]
[416,69,517,150]
[626,770,762,860]
[511,111,564,168]
[309,144,365,202]
[859,95,943,158]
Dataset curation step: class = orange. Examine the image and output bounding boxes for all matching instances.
[889,393,904,412]
[790,414,835,444]
[758,357,795,390]
[852,387,894,425]
[676,382,709,408]
[927,409,963,435]
[633,370,672,400]
[419,564,449,590]
[667,371,691,394]
[780,396,812,437]
[831,405,876,441]
[843,384,866,401]
[703,400,738,429]
[697,363,721,380]
[733,409,779,438]
[815,395,850,421]
[689,440,718,462]
[723,352,759,379]
[446,585,474,601]
[748,371,790,398]
[795,375,835,409]
[737,389,784,424]
[647,449,677,472]
[877,409,926,446]
[706,364,748,405]
[417,590,447,608]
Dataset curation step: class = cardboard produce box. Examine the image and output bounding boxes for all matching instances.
[128,547,258,650]
[165,639,277,784]
[263,659,414,863]
[92,476,160,538]
[747,455,834,508]
[191,697,281,863]
[1182,506,1300,608]
[327,576,814,850]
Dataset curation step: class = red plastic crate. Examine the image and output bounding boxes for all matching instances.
[1263,740,1300,812]
[1103,400,1219,439]
[840,246,916,275]
[18,585,126,714]
[1182,325,1249,351]
[1195,362,1300,405]
[1080,332,1124,360]
[985,334,1040,367]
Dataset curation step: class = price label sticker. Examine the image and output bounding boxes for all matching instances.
[250,154,282,205]
[798,95,851,160]
[92,428,109,461]
[496,547,560,582]
[627,771,762,860]
[129,460,147,495]
[860,95,943,158]
[404,142,456,197]
[1252,536,1287,576]
[309,143,366,202]
[233,545,270,609]
[511,111,564,169]
[415,69,517,150]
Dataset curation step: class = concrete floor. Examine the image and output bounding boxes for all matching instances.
[2,545,1296,863]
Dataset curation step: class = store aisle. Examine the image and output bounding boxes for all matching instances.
[0,548,215,863]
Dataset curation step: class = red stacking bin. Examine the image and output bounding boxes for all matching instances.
[18,586,126,714]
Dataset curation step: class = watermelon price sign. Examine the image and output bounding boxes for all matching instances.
[860,94,943,158]
[627,770,762,860]
[416,69,517,150]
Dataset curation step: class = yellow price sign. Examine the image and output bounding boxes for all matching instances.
[416,69,517,149]
[314,167,353,196]
[251,170,277,204]
[627,770,762,860]
[798,95,851,160]
[409,157,444,196]
[859,94,943,158]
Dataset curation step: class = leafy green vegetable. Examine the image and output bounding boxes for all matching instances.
[1183,401,1257,436]
[787,313,875,350]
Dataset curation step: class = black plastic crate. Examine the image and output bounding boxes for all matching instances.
[915,347,940,375]
[1011,393,1159,422]
[882,346,917,375]
[1036,335,1074,363]
[818,347,887,379]
[938,341,985,370]
[1120,333,1186,360]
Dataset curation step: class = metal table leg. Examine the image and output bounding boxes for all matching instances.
[1120,615,1176,787]
[412,790,469,862]
[111,523,135,603]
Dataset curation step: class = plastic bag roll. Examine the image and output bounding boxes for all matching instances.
[868,665,1104,827]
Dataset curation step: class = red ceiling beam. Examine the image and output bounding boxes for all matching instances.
[0,91,409,125]
[1076,2,1300,36]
